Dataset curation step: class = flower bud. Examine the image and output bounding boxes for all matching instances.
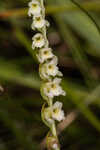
[47,136,60,150]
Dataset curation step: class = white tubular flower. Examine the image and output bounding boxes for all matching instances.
[52,101,65,122]
[32,33,45,50]
[31,14,46,29]
[36,48,54,63]
[42,78,66,99]
[44,101,65,123]
[28,0,41,16]
[39,56,63,80]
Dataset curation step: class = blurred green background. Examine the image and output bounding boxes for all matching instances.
[0,0,100,149]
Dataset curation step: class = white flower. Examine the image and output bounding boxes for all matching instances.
[32,15,45,29]
[36,48,54,63]
[44,101,65,123]
[31,14,47,29]
[52,101,65,121]
[39,56,63,80]
[28,0,41,16]
[32,33,45,50]
[42,78,66,99]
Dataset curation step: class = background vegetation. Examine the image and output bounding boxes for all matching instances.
[0,0,100,149]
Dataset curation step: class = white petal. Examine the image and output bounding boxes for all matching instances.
[50,56,58,65]
[53,78,62,84]
[52,144,58,150]
[53,101,63,109]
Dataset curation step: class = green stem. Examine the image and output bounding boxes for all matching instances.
[51,122,57,138]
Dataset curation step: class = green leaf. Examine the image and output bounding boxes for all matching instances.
[48,0,100,54]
